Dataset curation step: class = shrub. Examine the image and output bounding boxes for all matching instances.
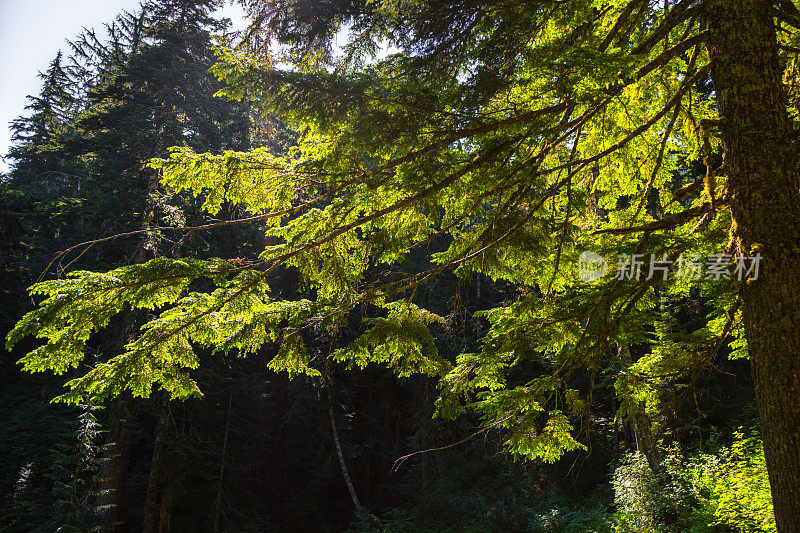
[611,450,694,532]
[684,429,775,532]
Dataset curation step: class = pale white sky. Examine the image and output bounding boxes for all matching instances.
[0,0,245,173]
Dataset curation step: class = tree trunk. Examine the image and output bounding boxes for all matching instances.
[420,377,433,525]
[324,378,379,526]
[213,392,233,533]
[96,395,135,532]
[158,462,176,533]
[704,1,800,529]
[326,387,364,515]
[633,409,662,472]
[618,343,663,470]
[623,420,631,451]
[143,398,170,533]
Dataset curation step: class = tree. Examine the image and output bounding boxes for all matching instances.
[9,0,800,529]
[7,51,77,183]
[3,2,253,530]
[702,2,800,529]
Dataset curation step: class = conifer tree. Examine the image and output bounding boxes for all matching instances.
[7,51,77,183]
[4,2,252,529]
[9,0,800,529]
[50,404,107,533]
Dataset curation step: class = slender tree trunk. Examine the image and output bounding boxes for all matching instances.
[158,462,176,533]
[213,392,233,533]
[326,387,364,515]
[420,377,433,525]
[96,395,136,532]
[705,1,800,529]
[611,397,620,455]
[623,420,631,451]
[323,371,380,526]
[618,343,663,470]
[143,397,170,533]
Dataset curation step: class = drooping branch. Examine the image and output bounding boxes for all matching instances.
[631,0,701,55]
[599,0,649,53]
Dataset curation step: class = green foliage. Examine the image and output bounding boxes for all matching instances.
[0,376,97,532]
[611,432,776,533]
[331,300,450,377]
[4,0,771,480]
[684,429,776,532]
[474,392,586,463]
[6,257,323,402]
[50,404,109,533]
[151,147,293,216]
[612,450,694,532]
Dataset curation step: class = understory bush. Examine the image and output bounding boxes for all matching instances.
[612,450,693,532]
[612,430,775,532]
[684,429,775,532]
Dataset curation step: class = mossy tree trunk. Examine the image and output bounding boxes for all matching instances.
[704,1,800,530]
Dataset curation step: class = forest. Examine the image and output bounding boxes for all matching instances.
[1,0,799,531]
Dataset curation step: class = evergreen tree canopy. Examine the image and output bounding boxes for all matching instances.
[8,0,800,527]
[3,1,250,276]
[7,51,78,184]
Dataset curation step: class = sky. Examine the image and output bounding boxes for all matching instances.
[0,0,245,173]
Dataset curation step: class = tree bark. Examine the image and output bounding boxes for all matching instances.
[326,387,364,515]
[213,392,233,533]
[142,397,170,533]
[704,1,800,530]
[96,395,136,532]
[618,343,663,471]
[420,377,433,525]
[158,462,176,533]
